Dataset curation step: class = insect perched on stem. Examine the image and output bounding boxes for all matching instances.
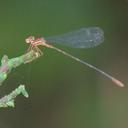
[25,36,52,56]
[25,27,124,87]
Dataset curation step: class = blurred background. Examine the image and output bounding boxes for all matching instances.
[0,0,127,128]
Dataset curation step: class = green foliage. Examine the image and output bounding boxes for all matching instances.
[0,50,39,108]
[0,85,28,108]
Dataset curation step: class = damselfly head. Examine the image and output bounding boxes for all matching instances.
[25,36,35,43]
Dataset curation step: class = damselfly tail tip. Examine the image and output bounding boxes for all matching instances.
[111,78,124,87]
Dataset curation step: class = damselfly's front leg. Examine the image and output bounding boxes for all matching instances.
[27,44,33,52]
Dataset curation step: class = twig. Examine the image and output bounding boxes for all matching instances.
[0,50,39,85]
[0,50,39,108]
[0,85,28,108]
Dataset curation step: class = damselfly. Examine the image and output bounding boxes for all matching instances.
[26,27,124,87]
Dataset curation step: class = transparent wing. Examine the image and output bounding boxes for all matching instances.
[45,27,104,48]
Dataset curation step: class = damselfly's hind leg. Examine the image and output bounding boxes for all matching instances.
[36,46,43,56]
[32,46,43,57]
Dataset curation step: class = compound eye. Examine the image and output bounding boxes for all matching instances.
[25,38,30,43]
[25,36,35,43]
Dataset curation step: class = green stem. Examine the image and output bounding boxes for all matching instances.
[0,50,39,108]
[0,50,39,85]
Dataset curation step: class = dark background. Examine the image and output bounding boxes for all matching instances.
[0,0,127,128]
